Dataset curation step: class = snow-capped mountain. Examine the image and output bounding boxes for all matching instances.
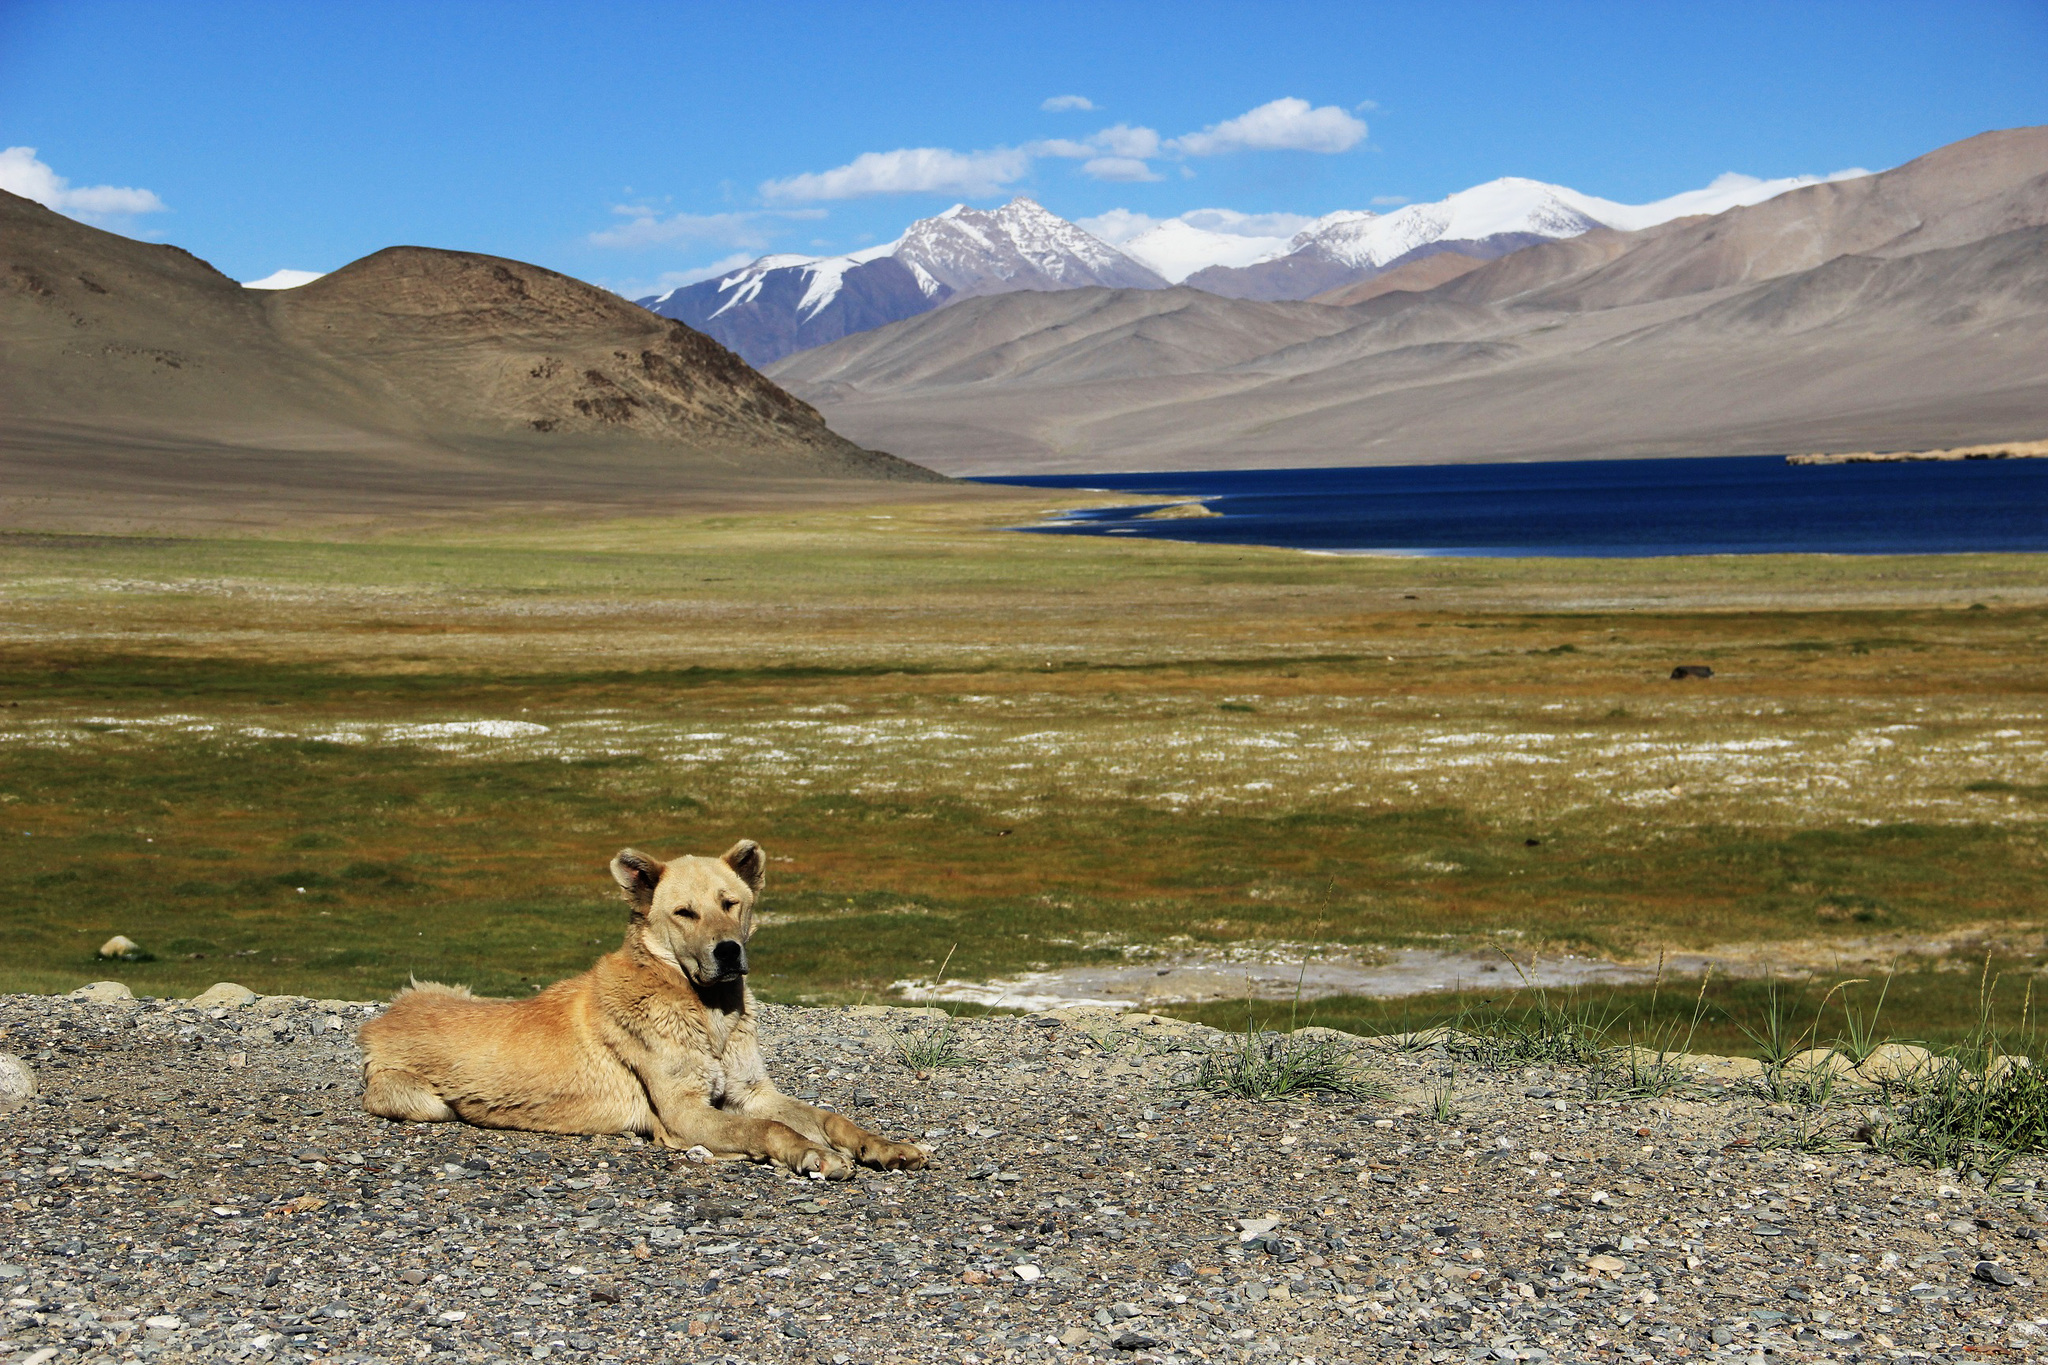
[896,198,1165,298]
[1117,219,1299,284]
[643,171,1866,360]
[640,197,1161,366]
[1178,173,1866,301]
[642,248,941,369]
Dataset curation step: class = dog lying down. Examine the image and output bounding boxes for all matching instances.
[358,840,927,1178]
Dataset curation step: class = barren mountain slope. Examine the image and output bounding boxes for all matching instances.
[1310,250,1492,305]
[0,192,936,528]
[775,287,1358,395]
[772,129,2048,475]
[263,246,895,459]
[1440,125,2048,310]
[774,226,2048,475]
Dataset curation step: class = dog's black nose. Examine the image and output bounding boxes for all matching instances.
[713,940,747,975]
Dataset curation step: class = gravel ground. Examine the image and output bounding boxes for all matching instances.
[2,987,2045,1365]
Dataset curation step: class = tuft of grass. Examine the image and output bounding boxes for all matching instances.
[1871,967,2048,1180]
[1757,1108,1865,1156]
[1735,975,1805,1067]
[1084,1026,1131,1056]
[893,1018,975,1074]
[1427,1066,1460,1123]
[1186,1028,1386,1103]
[1835,971,1901,1065]
[1447,956,1622,1069]
[1589,963,1714,1100]
[1188,974,1386,1103]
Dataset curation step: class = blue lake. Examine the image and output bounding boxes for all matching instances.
[975,455,2048,557]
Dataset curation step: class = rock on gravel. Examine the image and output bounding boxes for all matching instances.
[0,992,2043,1364]
[0,1052,35,1116]
[187,983,259,1011]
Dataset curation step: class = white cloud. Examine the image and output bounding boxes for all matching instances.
[242,269,325,290]
[0,146,165,220]
[1031,124,1164,182]
[1168,98,1368,157]
[1371,195,1410,207]
[1041,94,1095,112]
[1089,124,1160,159]
[587,206,823,250]
[1032,124,1160,161]
[1082,157,1163,183]
[760,146,1031,202]
[1074,208,1159,245]
[758,101,1372,206]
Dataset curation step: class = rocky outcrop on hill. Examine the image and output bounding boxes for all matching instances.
[2,985,2041,1362]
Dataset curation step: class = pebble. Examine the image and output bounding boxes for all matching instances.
[0,991,2041,1363]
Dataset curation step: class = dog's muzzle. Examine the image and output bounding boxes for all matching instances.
[712,939,748,979]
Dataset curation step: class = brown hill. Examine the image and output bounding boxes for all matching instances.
[1308,250,1491,305]
[771,128,2048,475]
[0,192,937,529]
[1437,126,2048,310]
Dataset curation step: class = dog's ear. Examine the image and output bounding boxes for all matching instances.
[610,849,665,910]
[721,839,766,893]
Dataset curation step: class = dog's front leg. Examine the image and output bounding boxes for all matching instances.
[720,1038,927,1171]
[732,1081,928,1171]
[640,1071,852,1178]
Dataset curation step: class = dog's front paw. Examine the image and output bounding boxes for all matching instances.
[797,1145,854,1180]
[863,1138,929,1171]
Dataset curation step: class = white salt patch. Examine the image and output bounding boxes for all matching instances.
[387,721,550,740]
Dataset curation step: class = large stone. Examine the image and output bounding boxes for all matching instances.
[69,980,135,1003]
[1855,1042,1941,1084]
[1784,1048,1860,1079]
[1682,1053,1768,1083]
[189,982,257,1010]
[1120,1012,1208,1037]
[1041,1005,1132,1027]
[1987,1054,2034,1085]
[96,935,144,960]
[1290,1025,1369,1046]
[0,1053,36,1116]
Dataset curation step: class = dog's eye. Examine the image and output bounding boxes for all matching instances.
[675,907,700,920]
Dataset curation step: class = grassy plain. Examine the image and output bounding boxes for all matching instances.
[1,493,2045,1055]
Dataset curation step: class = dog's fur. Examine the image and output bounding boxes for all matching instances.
[357,840,925,1178]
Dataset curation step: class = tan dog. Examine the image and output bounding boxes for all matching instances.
[358,839,926,1178]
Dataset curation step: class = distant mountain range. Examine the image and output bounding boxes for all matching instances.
[768,127,2048,475]
[642,198,1164,366]
[642,171,1856,365]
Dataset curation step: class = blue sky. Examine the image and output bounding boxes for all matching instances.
[3,1,2044,296]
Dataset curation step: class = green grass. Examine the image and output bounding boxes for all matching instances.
[4,721,2043,1002]
[1185,1027,1387,1103]
[1162,962,2048,1060]
[2,505,2046,1025]
[893,1018,976,1074]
